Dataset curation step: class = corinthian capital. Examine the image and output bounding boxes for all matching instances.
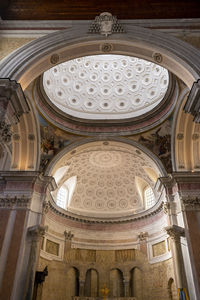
[165,225,185,241]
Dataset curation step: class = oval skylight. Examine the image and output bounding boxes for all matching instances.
[43,55,169,120]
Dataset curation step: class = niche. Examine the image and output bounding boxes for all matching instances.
[130,267,143,299]
[66,267,79,298]
[84,268,99,297]
[110,268,124,297]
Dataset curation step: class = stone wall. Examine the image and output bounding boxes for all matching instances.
[36,247,177,300]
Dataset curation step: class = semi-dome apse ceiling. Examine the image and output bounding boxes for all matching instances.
[43,55,169,120]
[51,141,161,219]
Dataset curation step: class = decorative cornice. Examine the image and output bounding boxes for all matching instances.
[48,197,164,224]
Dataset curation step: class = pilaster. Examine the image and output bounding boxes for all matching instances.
[0,171,55,300]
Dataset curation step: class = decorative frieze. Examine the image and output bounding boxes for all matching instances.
[0,196,31,208]
[181,197,200,211]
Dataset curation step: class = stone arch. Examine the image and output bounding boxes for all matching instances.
[0,25,200,90]
[44,137,168,178]
[109,268,124,297]
[172,85,200,171]
[84,268,99,297]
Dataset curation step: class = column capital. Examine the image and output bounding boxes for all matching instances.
[165,225,185,241]
[64,230,74,241]
[138,231,148,242]
[28,225,48,241]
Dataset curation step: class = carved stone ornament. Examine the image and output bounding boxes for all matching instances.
[0,121,12,144]
[64,230,74,240]
[184,79,200,123]
[88,12,125,36]
[100,43,113,53]
[42,201,49,214]
[182,197,200,211]
[163,202,170,214]
[152,52,163,63]
[50,53,59,64]
[28,225,48,241]
[138,231,148,241]
[0,196,30,208]
[165,225,185,241]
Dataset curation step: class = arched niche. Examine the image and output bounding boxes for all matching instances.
[109,268,124,297]
[84,268,99,297]
[130,267,143,299]
[66,267,79,299]
[0,25,200,90]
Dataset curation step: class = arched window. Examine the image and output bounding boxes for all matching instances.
[56,186,68,209]
[144,186,155,209]
[56,176,77,209]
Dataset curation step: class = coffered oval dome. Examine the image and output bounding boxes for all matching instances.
[43,55,169,120]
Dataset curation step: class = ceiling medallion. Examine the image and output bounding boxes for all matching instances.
[50,54,60,64]
[100,43,113,53]
[88,12,125,36]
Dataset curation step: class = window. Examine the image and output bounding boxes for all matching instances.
[144,186,155,209]
[56,186,68,209]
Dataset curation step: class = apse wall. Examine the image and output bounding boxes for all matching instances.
[38,247,177,300]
